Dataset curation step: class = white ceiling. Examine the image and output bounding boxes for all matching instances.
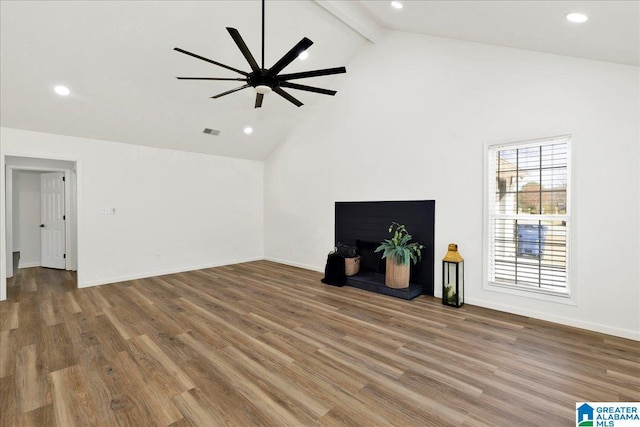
[1,1,637,161]
[352,0,639,66]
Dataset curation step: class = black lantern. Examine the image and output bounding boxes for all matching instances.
[442,243,464,307]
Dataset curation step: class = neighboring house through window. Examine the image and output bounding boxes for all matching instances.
[485,135,571,298]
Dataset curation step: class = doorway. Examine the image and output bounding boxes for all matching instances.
[2,155,79,300]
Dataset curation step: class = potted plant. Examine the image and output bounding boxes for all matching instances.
[374,222,424,289]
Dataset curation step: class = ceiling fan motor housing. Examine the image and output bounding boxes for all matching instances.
[248,69,278,90]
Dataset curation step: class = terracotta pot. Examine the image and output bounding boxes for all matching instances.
[385,258,410,288]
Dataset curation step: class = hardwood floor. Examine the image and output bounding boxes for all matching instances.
[1,261,638,426]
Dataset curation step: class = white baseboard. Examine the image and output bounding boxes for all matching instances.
[18,261,41,269]
[79,256,264,288]
[465,297,640,341]
[264,256,324,273]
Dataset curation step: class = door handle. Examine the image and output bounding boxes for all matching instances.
[40,224,45,228]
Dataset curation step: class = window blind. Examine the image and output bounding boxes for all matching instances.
[488,137,570,293]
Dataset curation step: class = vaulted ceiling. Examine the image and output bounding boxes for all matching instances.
[1,1,637,160]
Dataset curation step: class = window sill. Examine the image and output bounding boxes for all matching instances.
[484,280,576,306]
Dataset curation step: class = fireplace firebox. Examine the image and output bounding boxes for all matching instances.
[356,240,385,273]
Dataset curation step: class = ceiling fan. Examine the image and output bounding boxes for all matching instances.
[174,0,347,108]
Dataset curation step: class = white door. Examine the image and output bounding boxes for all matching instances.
[41,172,66,269]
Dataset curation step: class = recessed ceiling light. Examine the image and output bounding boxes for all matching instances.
[391,1,403,10]
[54,85,70,96]
[566,13,588,23]
[244,126,253,135]
[298,51,309,60]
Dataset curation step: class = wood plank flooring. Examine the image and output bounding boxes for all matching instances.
[1,261,638,426]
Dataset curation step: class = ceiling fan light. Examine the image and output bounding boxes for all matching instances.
[255,85,272,95]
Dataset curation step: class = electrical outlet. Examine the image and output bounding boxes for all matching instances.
[101,207,117,215]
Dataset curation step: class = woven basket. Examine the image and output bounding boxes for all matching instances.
[344,256,361,276]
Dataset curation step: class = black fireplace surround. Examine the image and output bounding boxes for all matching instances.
[334,200,435,299]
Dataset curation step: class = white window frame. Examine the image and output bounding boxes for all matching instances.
[483,135,574,304]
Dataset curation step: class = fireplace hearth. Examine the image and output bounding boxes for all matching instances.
[348,237,423,299]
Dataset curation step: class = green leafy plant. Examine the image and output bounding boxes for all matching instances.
[374,222,424,265]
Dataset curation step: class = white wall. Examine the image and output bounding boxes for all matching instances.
[17,171,42,268]
[1,127,264,300]
[264,31,640,340]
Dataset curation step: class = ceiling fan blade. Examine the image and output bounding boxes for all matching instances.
[226,27,260,72]
[269,37,313,75]
[255,93,264,108]
[210,84,250,99]
[279,82,337,96]
[273,87,303,107]
[177,77,247,81]
[278,67,346,81]
[174,47,249,76]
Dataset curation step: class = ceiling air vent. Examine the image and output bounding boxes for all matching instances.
[203,128,220,136]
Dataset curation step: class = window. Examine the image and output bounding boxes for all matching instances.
[486,135,570,296]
